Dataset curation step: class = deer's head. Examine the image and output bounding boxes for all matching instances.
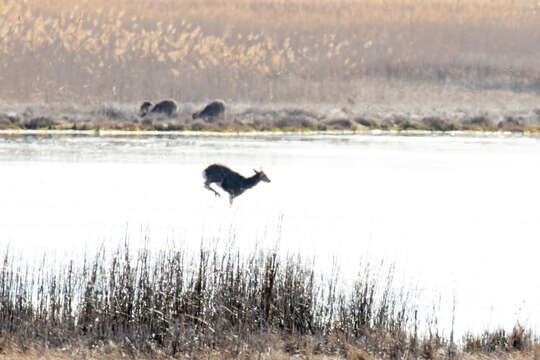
[139,101,153,117]
[254,169,271,183]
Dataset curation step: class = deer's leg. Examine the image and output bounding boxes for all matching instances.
[204,182,221,197]
[229,195,234,206]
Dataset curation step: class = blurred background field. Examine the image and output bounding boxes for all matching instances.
[1,0,540,106]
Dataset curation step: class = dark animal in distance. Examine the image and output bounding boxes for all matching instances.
[139,101,153,116]
[203,164,270,205]
[192,100,225,121]
[139,99,178,117]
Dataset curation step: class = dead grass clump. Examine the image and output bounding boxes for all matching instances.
[421,117,456,131]
[354,118,375,128]
[71,122,93,130]
[23,116,59,129]
[190,121,216,131]
[377,119,394,130]
[401,121,422,130]
[390,116,421,130]
[163,122,185,131]
[347,348,375,360]
[152,122,168,131]
[274,117,317,130]
[325,118,355,130]
[270,109,320,130]
[498,117,525,132]
[112,121,137,130]
[508,325,534,352]
[222,120,254,132]
[463,324,535,354]
[139,118,187,131]
[462,116,494,130]
[0,114,19,129]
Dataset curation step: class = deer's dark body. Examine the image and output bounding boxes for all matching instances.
[203,164,270,204]
[192,100,225,121]
[140,99,178,117]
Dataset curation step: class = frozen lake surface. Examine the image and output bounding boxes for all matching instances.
[0,132,539,337]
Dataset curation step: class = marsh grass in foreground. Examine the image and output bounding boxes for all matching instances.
[0,241,537,359]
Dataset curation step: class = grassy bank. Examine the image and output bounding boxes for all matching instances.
[0,241,537,360]
[1,102,540,133]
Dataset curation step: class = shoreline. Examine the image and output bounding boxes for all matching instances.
[1,128,540,138]
[2,101,540,135]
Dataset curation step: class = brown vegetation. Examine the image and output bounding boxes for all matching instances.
[1,102,540,132]
[2,0,540,131]
[0,240,538,360]
[1,0,540,106]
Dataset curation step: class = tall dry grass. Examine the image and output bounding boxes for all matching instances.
[0,239,432,358]
[0,239,537,359]
[1,0,540,104]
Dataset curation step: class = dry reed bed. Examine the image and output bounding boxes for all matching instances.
[0,240,537,359]
[1,0,540,104]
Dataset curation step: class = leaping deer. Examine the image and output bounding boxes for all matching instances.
[203,164,271,205]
